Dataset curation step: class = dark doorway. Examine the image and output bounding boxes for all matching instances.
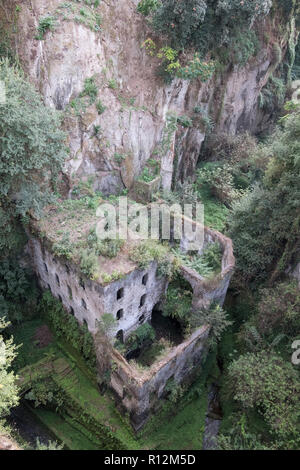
[116,309,124,320]
[116,329,124,343]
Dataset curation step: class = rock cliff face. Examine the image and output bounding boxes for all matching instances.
[10,0,292,193]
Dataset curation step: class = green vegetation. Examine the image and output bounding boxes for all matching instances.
[229,108,300,285]
[1,0,299,452]
[142,39,214,84]
[162,277,193,329]
[138,0,283,71]
[190,304,232,344]
[0,258,39,324]
[227,352,299,439]
[138,159,160,182]
[173,243,223,278]
[35,16,56,40]
[57,1,102,33]
[137,0,158,17]
[39,292,96,372]
[96,99,106,114]
[129,240,180,280]
[0,60,67,255]
[126,323,156,354]
[0,317,19,418]
[80,76,98,103]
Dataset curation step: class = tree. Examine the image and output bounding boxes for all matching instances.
[152,0,207,48]
[0,59,67,254]
[190,303,232,344]
[0,317,19,417]
[229,109,300,285]
[227,352,300,438]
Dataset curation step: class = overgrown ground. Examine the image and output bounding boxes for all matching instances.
[12,318,217,450]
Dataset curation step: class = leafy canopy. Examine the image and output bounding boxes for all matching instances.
[0,318,19,418]
[229,108,300,285]
[0,59,67,254]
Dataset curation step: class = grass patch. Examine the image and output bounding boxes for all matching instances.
[30,407,99,450]
[12,319,57,371]
[197,184,229,232]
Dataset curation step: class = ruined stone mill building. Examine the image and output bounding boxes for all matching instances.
[28,197,235,430]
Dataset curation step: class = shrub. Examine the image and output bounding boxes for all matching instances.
[108,78,118,90]
[149,0,273,66]
[137,0,159,16]
[80,76,98,104]
[173,248,215,278]
[227,352,300,438]
[87,228,124,258]
[254,281,300,337]
[258,75,286,113]
[190,303,232,343]
[0,60,67,254]
[0,258,38,324]
[152,0,207,48]
[101,271,124,284]
[97,238,124,258]
[126,323,156,352]
[52,233,73,260]
[229,109,300,284]
[35,16,56,40]
[36,438,64,451]
[141,38,156,56]
[162,278,193,326]
[176,53,214,81]
[197,163,244,207]
[201,243,223,273]
[129,241,179,280]
[79,248,99,280]
[0,317,19,417]
[97,313,117,338]
[96,100,106,114]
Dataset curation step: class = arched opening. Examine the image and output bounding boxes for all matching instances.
[142,273,148,285]
[116,309,124,320]
[70,306,74,315]
[81,298,87,309]
[79,278,85,290]
[139,294,146,308]
[117,288,124,300]
[116,330,124,344]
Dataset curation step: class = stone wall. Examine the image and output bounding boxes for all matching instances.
[29,238,167,339]
[181,225,235,309]
[109,325,210,431]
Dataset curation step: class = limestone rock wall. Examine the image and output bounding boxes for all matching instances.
[11,0,288,192]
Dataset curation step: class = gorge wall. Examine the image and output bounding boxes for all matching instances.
[3,0,295,193]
